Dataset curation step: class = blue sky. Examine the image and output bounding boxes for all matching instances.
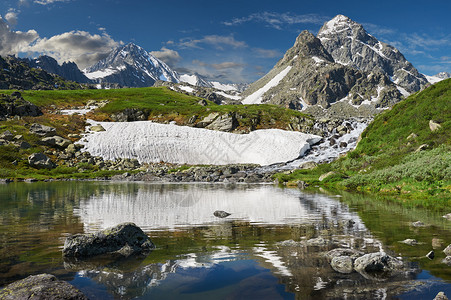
[0,0,450,83]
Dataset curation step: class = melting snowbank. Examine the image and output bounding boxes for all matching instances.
[79,120,321,165]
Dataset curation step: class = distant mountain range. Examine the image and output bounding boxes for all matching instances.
[1,15,449,110]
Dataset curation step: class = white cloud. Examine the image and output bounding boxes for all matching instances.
[178,35,247,50]
[0,17,39,55]
[34,0,69,5]
[223,12,329,30]
[5,11,18,27]
[150,47,181,67]
[26,30,120,68]
[253,48,282,58]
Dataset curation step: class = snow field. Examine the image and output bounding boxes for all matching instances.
[79,120,321,165]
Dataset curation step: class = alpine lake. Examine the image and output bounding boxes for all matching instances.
[0,181,450,299]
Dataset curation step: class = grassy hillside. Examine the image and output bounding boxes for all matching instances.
[275,79,451,208]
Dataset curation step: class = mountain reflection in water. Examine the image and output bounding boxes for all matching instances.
[0,182,449,299]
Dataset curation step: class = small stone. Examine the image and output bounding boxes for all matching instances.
[400,239,418,246]
[443,256,451,266]
[444,244,451,256]
[426,250,435,259]
[411,221,425,227]
[319,171,336,181]
[406,133,418,140]
[443,213,451,220]
[298,161,318,170]
[213,210,231,218]
[434,291,449,300]
[415,144,428,153]
[90,125,106,132]
[429,120,442,132]
[432,238,444,249]
[331,256,354,274]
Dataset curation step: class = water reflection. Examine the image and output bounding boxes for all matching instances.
[74,183,368,232]
[0,182,450,299]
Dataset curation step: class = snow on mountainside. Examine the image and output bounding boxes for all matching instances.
[80,120,321,165]
[179,74,212,88]
[317,15,428,93]
[84,43,180,87]
[425,72,451,84]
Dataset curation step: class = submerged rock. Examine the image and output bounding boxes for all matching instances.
[325,248,364,261]
[63,222,154,258]
[411,221,425,227]
[0,273,87,300]
[426,250,435,260]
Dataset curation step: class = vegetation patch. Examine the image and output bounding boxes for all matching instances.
[275,79,451,207]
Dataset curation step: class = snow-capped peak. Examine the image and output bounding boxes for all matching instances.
[84,43,180,87]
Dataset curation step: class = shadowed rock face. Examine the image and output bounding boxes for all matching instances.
[63,222,155,258]
[0,274,87,300]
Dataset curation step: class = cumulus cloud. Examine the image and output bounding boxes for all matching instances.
[26,30,120,68]
[193,60,245,70]
[178,35,247,50]
[223,12,329,30]
[5,11,18,27]
[0,17,39,55]
[150,47,181,67]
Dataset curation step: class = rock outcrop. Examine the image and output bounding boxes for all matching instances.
[0,274,87,300]
[63,222,154,258]
[28,153,56,169]
[29,123,57,137]
[0,92,42,120]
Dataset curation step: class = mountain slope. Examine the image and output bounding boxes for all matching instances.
[27,55,92,84]
[84,43,179,87]
[276,78,451,205]
[242,30,401,111]
[0,55,85,90]
[317,15,427,93]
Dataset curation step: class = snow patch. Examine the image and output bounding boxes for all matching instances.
[216,91,241,100]
[242,66,292,104]
[179,85,194,93]
[79,120,321,166]
[180,74,198,86]
[312,56,325,64]
[424,74,445,84]
[210,81,238,92]
[396,86,410,97]
[84,68,118,80]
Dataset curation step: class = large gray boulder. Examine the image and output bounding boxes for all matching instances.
[0,92,42,121]
[63,222,154,258]
[444,244,451,256]
[30,123,56,137]
[41,136,72,149]
[0,273,87,300]
[28,153,56,169]
[354,252,403,273]
[205,113,238,132]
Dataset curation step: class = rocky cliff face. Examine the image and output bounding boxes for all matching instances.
[27,55,92,84]
[0,55,85,90]
[317,15,427,93]
[84,43,179,87]
[242,30,401,111]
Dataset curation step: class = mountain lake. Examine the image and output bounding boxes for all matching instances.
[0,181,450,299]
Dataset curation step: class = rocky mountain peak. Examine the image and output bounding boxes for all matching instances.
[317,14,427,93]
[287,30,334,62]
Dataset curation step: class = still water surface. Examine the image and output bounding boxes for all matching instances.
[0,182,450,299]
